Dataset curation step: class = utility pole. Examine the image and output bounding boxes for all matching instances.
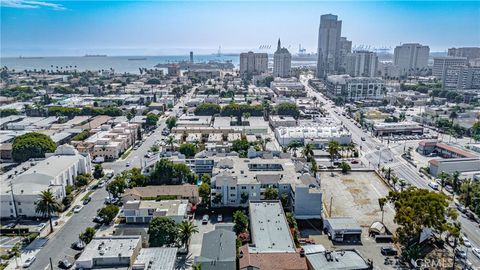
[9,181,18,219]
[329,196,333,217]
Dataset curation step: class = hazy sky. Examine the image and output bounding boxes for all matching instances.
[1,1,479,56]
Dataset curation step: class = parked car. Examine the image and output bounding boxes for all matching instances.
[71,240,85,250]
[462,236,471,247]
[217,214,223,222]
[428,181,439,190]
[126,161,131,167]
[83,197,92,205]
[23,256,36,268]
[361,137,366,141]
[472,248,480,260]
[4,223,16,229]
[350,160,359,164]
[380,246,398,256]
[202,215,209,224]
[455,248,467,259]
[457,204,467,213]
[445,185,454,193]
[98,181,105,188]
[105,197,119,204]
[58,259,73,269]
[73,205,83,213]
[93,216,104,223]
[36,223,46,232]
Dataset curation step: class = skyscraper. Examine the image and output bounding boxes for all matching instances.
[316,14,342,78]
[189,51,194,63]
[345,51,378,77]
[338,37,352,72]
[273,39,292,78]
[393,43,429,76]
[239,51,268,75]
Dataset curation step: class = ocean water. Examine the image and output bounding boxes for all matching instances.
[0,55,240,74]
[0,54,317,74]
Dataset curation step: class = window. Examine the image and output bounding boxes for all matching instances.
[10,209,13,213]
[230,200,236,203]
[251,186,254,189]
[9,202,12,206]
[230,194,235,197]
[18,209,22,213]
[17,202,21,206]
[230,187,236,190]
[241,186,246,190]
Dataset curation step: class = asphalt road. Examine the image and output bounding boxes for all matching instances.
[30,187,108,270]
[300,75,480,267]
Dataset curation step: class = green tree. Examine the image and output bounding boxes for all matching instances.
[378,197,387,224]
[264,187,278,200]
[148,217,178,247]
[386,187,456,247]
[302,143,314,161]
[93,164,104,179]
[233,211,248,234]
[437,171,450,192]
[166,135,177,151]
[232,139,250,153]
[201,174,211,185]
[149,159,195,185]
[339,161,351,174]
[75,173,92,187]
[12,132,56,162]
[199,183,211,206]
[310,159,318,178]
[194,103,221,115]
[72,130,90,141]
[287,140,303,157]
[275,103,300,118]
[79,227,96,244]
[35,190,61,233]
[212,193,222,204]
[327,140,340,166]
[240,192,249,204]
[177,221,199,252]
[98,205,119,224]
[106,177,127,197]
[166,116,177,129]
[179,143,196,158]
[145,113,159,127]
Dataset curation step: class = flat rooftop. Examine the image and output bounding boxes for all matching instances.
[133,247,178,270]
[249,201,296,253]
[77,236,141,262]
[306,249,370,270]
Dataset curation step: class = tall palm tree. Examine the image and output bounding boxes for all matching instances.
[327,141,340,166]
[451,171,460,194]
[166,135,177,151]
[302,143,314,161]
[310,159,318,178]
[288,141,302,157]
[438,171,450,192]
[177,220,199,252]
[398,179,407,192]
[378,198,387,224]
[347,142,356,158]
[35,190,61,233]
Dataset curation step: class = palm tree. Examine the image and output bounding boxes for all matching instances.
[452,171,460,195]
[35,190,61,233]
[399,179,407,191]
[288,141,302,157]
[10,244,21,268]
[378,198,387,224]
[242,112,251,136]
[302,143,314,161]
[347,142,356,158]
[310,159,318,178]
[391,174,399,190]
[438,171,450,192]
[448,221,461,270]
[177,220,199,252]
[327,141,340,166]
[166,135,177,151]
[192,264,202,270]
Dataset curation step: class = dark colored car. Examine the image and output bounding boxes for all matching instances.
[83,197,92,205]
[58,259,73,269]
[381,246,398,256]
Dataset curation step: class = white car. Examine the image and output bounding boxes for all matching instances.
[473,248,480,259]
[428,181,439,190]
[462,236,471,247]
[98,180,105,188]
[73,205,83,213]
[23,256,36,268]
[36,223,46,232]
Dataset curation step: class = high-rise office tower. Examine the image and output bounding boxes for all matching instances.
[189,51,194,62]
[338,37,352,72]
[448,47,480,63]
[273,39,292,78]
[432,56,468,79]
[239,52,268,75]
[316,14,342,78]
[345,51,378,77]
[393,43,429,75]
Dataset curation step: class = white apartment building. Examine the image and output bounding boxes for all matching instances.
[210,157,302,207]
[240,52,268,75]
[0,145,92,218]
[443,65,480,90]
[432,56,468,79]
[83,122,139,161]
[274,124,352,148]
[273,39,292,78]
[393,43,430,75]
[325,75,385,102]
[345,51,378,77]
[123,199,188,224]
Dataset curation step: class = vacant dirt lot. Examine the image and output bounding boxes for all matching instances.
[320,171,397,232]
